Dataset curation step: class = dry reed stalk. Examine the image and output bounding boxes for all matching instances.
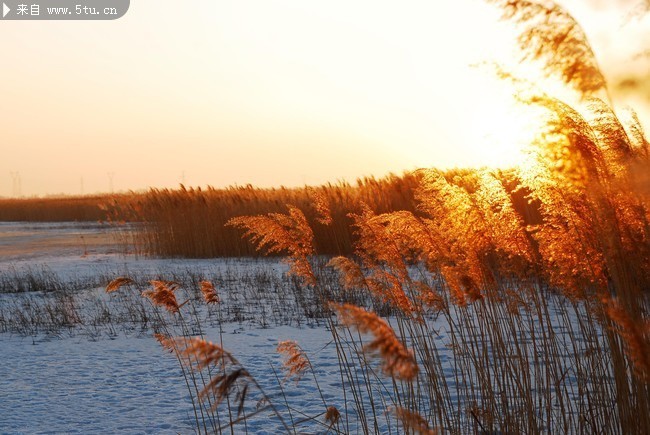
[277,340,309,382]
[174,337,238,371]
[603,297,650,381]
[327,256,366,290]
[330,303,418,381]
[392,407,437,435]
[142,280,180,314]
[105,277,134,293]
[0,194,120,221]
[2,172,423,258]
[325,405,341,428]
[199,280,220,305]
[309,187,333,226]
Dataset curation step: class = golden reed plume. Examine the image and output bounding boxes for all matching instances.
[105,277,134,293]
[331,303,418,381]
[325,405,341,427]
[488,0,607,96]
[227,205,317,285]
[142,280,180,314]
[327,256,366,290]
[200,280,220,305]
[277,340,309,382]
[308,187,333,226]
[155,335,248,411]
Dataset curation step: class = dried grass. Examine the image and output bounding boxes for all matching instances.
[105,277,134,293]
[141,280,180,314]
[330,303,418,381]
[277,340,309,382]
[199,280,220,305]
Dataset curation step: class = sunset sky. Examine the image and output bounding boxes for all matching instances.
[1,0,649,197]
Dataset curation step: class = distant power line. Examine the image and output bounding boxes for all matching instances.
[10,172,21,197]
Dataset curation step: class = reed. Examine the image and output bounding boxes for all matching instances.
[127,173,422,258]
[0,194,126,222]
[98,0,650,432]
[217,1,650,433]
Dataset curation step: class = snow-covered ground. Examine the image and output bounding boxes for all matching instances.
[0,324,347,434]
[0,222,611,434]
[0,222,364,434]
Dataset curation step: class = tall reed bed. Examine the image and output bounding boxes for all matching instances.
[0,195,119,222]
[114,173,422,257]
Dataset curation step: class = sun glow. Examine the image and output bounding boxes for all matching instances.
[437,71,549,170]
[0,0,589,195]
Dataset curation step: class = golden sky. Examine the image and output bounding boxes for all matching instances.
[1,0,648,196]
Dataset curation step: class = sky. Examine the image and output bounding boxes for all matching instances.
[1,0,649,197]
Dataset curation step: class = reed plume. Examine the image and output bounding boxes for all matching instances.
[105,277,134,293]
[174,337,238,370]
[325,405,341,427]
[365,269,416,314]
[331,303,418,381]
[227,205,317,285]
[309,187,333,226]
[412,280,447,313]
[199,280,220,305]
[142,280,180,314]
[350,204,410,280]
[154,333,176,353]
[277,340,309,382]
[489,0,608,97]
[327,256,366,290]
[415,170,494,302]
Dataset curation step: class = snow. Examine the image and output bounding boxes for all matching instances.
[0,222,608,434]
[0,334,192,433]
[0,325,345,434]
[0,222,350,434]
